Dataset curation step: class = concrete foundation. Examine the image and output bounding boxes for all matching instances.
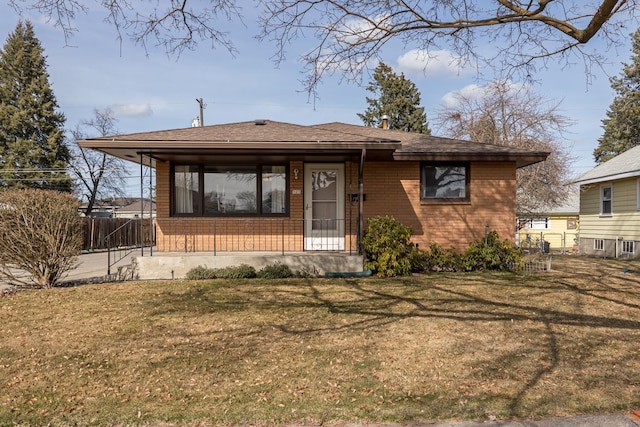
[133,252,364,280]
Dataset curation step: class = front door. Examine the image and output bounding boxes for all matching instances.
[304,163,345,250]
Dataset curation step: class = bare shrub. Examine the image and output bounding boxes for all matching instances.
[0,189,82,288]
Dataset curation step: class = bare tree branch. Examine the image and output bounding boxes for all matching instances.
[9,1,639,94]
[259,0,639,94]
[10,0,244,57]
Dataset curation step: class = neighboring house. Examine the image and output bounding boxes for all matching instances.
[573,145,640,259]
[80,198,156,218]
[516,189,580,253]
[78,120,548,257]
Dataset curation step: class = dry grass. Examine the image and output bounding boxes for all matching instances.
[1,255,639,426]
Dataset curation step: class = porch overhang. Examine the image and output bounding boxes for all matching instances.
[78,140,401,167]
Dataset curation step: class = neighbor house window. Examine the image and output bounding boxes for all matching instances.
[421,162,470,202]
[601,184,612,215]
[594,239,604,251]
[622,241,635,255]
[172,164,288,216]
[518,217,550,230]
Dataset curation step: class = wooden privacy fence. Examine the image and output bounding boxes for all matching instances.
[82,217,154,251]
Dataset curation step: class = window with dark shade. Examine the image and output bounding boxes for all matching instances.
[421,162,470,202]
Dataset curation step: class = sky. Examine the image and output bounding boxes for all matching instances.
[0,2,632,196]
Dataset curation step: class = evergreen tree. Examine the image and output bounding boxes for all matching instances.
[358,63,431,134]
[0,20,71,191]
[594,28,640,164]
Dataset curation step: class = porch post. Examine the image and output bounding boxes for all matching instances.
[140,152,144,257]
[358,149,366,255]
[148,157,153,256]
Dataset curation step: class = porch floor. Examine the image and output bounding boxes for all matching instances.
[133,251,364,280]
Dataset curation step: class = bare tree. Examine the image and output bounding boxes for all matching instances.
[0,189,82,288]
[7,1,639,95]
[435,80,574,215]
[69,109,128,216]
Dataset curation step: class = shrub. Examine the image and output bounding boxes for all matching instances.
[185,265,217,280]
[0,189,83,288]
[460,231,524,272]
[217,264,257,279]
[413,242,461,272]
[258,263,293,279]
[362,216,417,277]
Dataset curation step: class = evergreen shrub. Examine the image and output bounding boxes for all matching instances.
[362,216,417,277]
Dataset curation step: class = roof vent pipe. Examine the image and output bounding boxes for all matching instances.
[381,115,389,129]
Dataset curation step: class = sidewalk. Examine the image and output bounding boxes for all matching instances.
[425,413,639,426]
[0,249,143,290]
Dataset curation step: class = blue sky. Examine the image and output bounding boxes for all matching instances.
[0,2,630,195]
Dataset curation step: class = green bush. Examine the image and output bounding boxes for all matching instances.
[185,265,217,280]
[362,216,418,277]
[460,231,524,272]
[185,264,257,280]
[258,263,293,279]
[413,242,461,272]
[215,264,257,279]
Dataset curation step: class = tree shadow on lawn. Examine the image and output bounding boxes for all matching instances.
[145,258,640,418]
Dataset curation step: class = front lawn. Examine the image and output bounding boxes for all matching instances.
[1,256,639,426]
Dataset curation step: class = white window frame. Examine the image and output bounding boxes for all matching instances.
[594,239,604,251]
[600,184,612,216]
[622,240,635,255]
[519,217,550,230]
[637,179,640,210]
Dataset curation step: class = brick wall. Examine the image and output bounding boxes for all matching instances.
[361,161,516,252]
[154,159,517,253]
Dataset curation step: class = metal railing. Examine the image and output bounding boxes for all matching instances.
[105,219,154,275]
[154,218,356,255]
[516,231,579,254]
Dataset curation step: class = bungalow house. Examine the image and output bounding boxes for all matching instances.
[573,145,640,258]
[78,120,548,277]
[516,188,580,253]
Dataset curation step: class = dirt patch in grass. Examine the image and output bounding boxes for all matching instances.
[1,255,639,426]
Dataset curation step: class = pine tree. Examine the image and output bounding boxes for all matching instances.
[594,28,640,164]
[357,63,431,134]
[0,20,71,191]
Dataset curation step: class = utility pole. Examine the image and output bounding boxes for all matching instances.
[196,98,205,126]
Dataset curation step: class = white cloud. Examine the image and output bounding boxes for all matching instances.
[396,49,473,79]
[110,103,154,117]
[440,80,527,108]
[441,84,483,108]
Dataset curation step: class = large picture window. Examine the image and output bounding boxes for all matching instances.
[172,164,288,216]
[421,162,470,202]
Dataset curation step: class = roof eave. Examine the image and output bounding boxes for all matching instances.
[573,169,640,185]
[392,152,549,168]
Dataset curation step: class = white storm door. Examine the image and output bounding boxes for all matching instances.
[304,164,345,251]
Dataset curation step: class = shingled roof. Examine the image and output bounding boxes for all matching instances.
[573,145,640,185]
[78,120,548,168]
